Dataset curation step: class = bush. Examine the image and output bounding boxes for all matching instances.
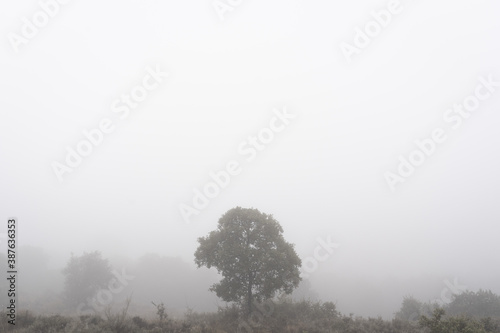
[419,308,495,333]
[3,298,500,333]
[132,315,150,329]
[447,290,500,319]
[28,315,71,333]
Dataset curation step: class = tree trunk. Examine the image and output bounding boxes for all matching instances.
[247,272,253,315]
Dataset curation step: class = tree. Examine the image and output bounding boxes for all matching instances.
[447,289,500,318]
[395,296,424,321]
[62,251,113,307]
[194,207,301,314]
[395,295,437,321]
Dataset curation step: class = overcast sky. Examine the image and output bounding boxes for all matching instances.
[1,0,500,317]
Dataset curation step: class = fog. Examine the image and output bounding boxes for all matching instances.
[1,0,500,320]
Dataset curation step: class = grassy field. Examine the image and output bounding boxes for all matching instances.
[1,298,500,333]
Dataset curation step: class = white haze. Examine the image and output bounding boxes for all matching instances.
[1,0,500,318]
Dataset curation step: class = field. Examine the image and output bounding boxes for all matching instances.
[2,297,500,333]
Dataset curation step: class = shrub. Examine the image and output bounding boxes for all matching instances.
[132,315,150,329]
[28,314,72,333]
[419,308,493,333]
[447,290,500,319]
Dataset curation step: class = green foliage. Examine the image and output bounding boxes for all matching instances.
[27,315,71,333]
[62,251,113,308]
[395,296,438,322]
[194,207,302,313]
[419,308,447,333]
[447,290,500,318]
[185,304,240,332]
[481,317,500,332]
[79,313,105,327]
[395,296,424,321]
[132,315,150,329]
[101,297,142,333]
[419,308,492,333]
[16,310,38,328]
[263,298,339,332]
[2,300,500,333]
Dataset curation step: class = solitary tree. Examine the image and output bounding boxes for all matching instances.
[194,207,301,314]
[62,251,113,307]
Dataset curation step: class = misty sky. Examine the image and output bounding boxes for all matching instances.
[1,0,500,318]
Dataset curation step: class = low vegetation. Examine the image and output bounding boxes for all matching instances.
[1,294,500,333]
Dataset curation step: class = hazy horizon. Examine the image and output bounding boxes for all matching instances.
[1,0,500,321]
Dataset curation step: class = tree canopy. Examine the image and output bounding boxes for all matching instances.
[62,251,113,308]
[194,207,301,314]
[447,289,500,318]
